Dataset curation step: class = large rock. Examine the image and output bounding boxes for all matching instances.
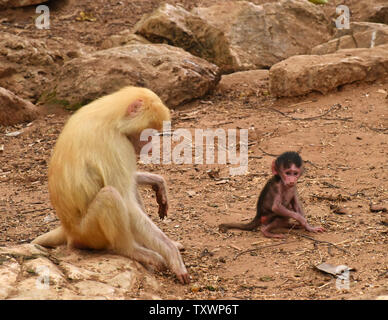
[0,31,61,100]
[134,0,332,72]
[0,87,38,125]
[269,44,388,98]
[0,244,162,299]
[54,43,220,108]
[192,0,332,70]
[0,32,92,102]
[0,31,57,66]
[134,3,235,73]
[0,0,45,8]
[312,22,388,55]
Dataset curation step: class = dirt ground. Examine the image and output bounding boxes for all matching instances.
[0,0,387,300]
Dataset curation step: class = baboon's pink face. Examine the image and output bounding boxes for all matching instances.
[278,164,302,188]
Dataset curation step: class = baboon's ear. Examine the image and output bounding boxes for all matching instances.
[271,160,278,175]
[127,99,143,116]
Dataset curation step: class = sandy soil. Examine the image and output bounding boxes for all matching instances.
[0,0,387,300]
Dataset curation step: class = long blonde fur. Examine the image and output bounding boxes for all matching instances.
[33,87,189,283]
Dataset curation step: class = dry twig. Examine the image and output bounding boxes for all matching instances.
[304,159,319,169]
[258,147,278,157]
[265,104,351,122]
[361,124,388,134]
[295,233,349,254]
[233,240,298,260]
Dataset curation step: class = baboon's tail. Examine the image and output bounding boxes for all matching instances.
[219,218,260,232]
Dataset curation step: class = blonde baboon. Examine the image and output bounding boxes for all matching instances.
[33,86,189,284]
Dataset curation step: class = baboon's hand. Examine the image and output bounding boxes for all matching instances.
[152,183,168,219]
